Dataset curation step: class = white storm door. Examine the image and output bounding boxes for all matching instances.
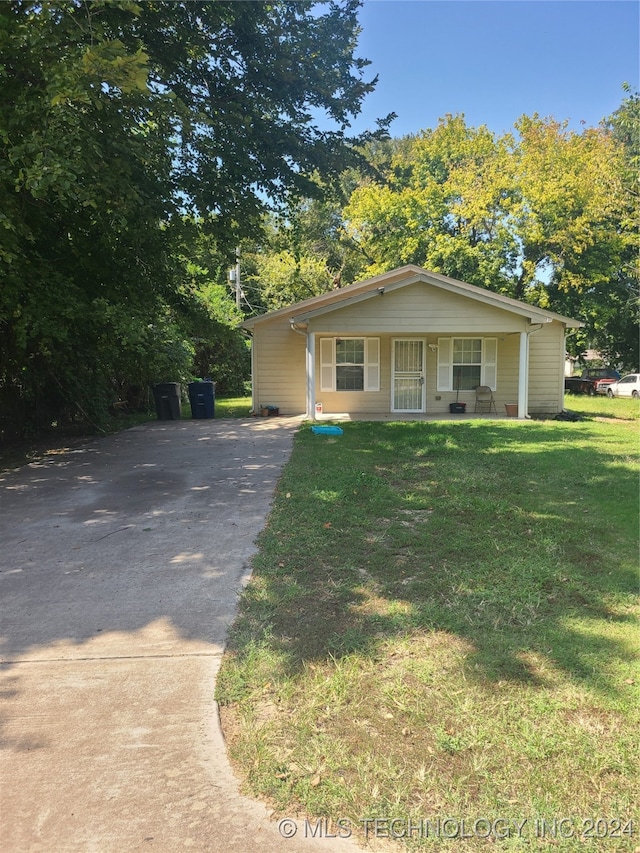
[392,339,425,412]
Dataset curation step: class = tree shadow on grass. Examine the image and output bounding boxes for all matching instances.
[228,420,638,698]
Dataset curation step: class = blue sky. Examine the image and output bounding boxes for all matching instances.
[347,1,639,138]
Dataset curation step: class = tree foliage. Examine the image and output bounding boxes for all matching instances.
[342,114,627,298]
[256,105,636,369]
[590,87,640,368]
[0,0,382,439]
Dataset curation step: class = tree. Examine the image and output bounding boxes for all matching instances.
[510,114,625,301]
[342,116,521,288]
[120,0,386,237]
[591,87,639,369]
[339,111,634,367]
[0,0,383,439]
[532,92,639,370]
[1,0,180,436]
[240,188,370,313]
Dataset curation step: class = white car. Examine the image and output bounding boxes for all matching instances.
[606,373,640,398]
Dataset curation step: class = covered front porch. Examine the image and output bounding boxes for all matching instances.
[303,330,533,421]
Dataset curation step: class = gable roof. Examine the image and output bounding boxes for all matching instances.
[241,265,583,330]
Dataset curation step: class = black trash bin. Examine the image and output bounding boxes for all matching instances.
[188,381,215,419]
[153,382,181,420]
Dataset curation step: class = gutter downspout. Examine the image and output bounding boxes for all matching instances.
[518,323,545,419]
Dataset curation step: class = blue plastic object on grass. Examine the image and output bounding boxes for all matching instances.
[311,425,343,435]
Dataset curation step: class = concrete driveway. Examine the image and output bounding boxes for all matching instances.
[0,418,363,853]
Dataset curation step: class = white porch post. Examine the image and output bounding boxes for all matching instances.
[518,331,529,419]
[306,332,316,419]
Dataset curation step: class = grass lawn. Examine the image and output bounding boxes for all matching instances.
[216,397,639,850]
[213,395,253,419]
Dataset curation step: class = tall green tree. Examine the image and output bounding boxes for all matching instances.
[588,88,639,369]
[343,114,625,295]
[526,94,639,369]
[342,116,521,287]
[241,189,369,312]
[0,0,383,439]
[338,111,635,367]
[510,114,625,301]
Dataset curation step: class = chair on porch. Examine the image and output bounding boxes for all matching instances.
[474,385,497,414]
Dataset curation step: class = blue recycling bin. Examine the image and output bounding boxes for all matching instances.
[188,381,215,419]
[153,382,181,420]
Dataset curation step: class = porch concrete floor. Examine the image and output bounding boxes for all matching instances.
[313,411,520,422]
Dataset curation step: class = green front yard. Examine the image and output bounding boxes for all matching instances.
[216,398,639,850]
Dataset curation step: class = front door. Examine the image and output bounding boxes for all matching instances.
[392,339,425,412]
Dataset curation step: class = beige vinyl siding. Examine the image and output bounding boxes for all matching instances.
[252,316,307,414]
[490,335,520,413]
[528,323,565,414]
[307,282,528,335]
[425,334,520,414]
[251,326,562,417]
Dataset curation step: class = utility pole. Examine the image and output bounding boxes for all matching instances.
[235,247,241,309]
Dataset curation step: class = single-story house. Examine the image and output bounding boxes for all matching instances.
[241,265,583,419]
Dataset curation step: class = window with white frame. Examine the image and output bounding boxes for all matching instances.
[320,337,380,392]
[336,338,364,390]
[437,337,497,391]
